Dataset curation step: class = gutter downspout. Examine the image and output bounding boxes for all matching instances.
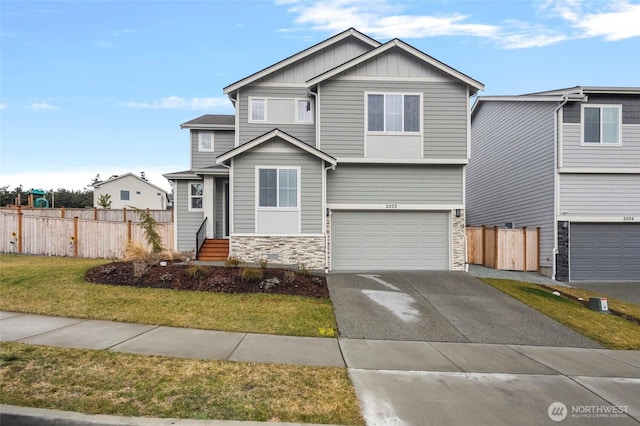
[552,96,569,280]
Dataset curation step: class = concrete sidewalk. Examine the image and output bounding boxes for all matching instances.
[2,311,640,425]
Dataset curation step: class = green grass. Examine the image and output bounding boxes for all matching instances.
[480,278,640,350]
[0,342,364,425]
[0,255,336,337]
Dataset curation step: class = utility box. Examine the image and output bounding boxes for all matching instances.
[588,297,609,313]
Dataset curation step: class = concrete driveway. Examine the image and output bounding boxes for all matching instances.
[327,271,601,347]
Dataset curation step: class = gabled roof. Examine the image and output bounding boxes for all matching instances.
[307,38,484,95]
[93,172,168,194]
[216,129,337,166]
[223,28,380,95]
[180,114,235,129]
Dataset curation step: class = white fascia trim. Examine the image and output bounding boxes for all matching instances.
[336,157,468,164]
[327,203,463,210]
[217,129,337,165]
[559,215,639,222]
[232,233,326,237]
[307,39,483,92]
[559,167,640,173]
[180,124,235,130]
[224,29,380,95]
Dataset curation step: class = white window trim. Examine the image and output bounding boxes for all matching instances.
[365,92,423,134]
[188,181,204,212]
[255,166,301,210]
[248,97,266,123]
[248,97,313,124]
[198,131,215,152]
[580,104,622,146]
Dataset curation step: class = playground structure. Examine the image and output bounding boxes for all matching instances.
[13,189,50,208]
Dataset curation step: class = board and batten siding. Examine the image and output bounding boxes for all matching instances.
[258,37,376,84]
[175,179,204,252]
[319,79,468,159]
[467,100,558,268]
[559,174,640,216]
[191,130,235,170]
[327,165,463,205]
[561,124,640,169]
[232,144,324,234]
[237,86,316,147]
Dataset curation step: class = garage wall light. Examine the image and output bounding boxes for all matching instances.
[455,209,461,218]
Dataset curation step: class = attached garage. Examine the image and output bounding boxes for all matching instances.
[570,223,640,281]
[330,211,450,271]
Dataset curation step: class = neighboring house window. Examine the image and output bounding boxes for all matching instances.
[136,191,141,195]
[250,98,266,122]
[189,182,203,210]
[120,190,130,201]
[367,93,420,132]
[258,168,298,208]
[296,100,312,123]
[583,105,621,144]
[198,132,214,151]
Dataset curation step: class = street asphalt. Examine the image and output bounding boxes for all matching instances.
[327,271,602,347]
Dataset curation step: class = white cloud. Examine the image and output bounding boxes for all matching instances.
[0,103,7,110]
[125,96,232,111]
[278,0,640,49]
[30,101,58,111]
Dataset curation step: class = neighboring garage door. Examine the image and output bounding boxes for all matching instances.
[331,211,449,271]
[570,223,640,280]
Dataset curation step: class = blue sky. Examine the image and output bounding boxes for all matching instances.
[1,0,639,192]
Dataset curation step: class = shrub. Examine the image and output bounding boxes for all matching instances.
[283,270,296,284]
[240,267,263,283]
[298,263,309,275]
[259,257,269,269]
[187,265,209,281]
[124,241,149,262]
[225,256,242,267]
[132,260,150,279]
[132,207,164,253]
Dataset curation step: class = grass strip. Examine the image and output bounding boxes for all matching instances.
[480,278,640,350]
[0,342,364,424]
[0,255,336,337]
[545,285,640,321]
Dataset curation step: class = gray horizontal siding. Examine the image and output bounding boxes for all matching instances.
[238,86,316,146]
[468,100,558,267]
[191,130,235,169]
[319,79,468,159]
[327,165,463,204]
[259,37,375,84]
[563,94,640,124]
[233,144,323,234]
[562,124,640,168]
[559,174,640,216]
[175,179,204,252]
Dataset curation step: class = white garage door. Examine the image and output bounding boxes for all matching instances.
[331,211,449,271]
[570,223,640,281]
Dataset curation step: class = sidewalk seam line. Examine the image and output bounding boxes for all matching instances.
[105,324,160,351]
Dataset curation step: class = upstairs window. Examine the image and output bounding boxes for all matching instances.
[189,182,203,210]
[120,190,130,201]
[250,98,266,122]
[297,100,312,123]
[583,105,621,145]
[198,132,214,151]
[258,168,298,208]
[368,93,421,133]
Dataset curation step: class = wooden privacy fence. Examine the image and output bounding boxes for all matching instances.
[0,210,174,259]
[0,207,173,223]
[467,226,540,272]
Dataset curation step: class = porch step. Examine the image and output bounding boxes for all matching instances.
[197,239,229,261]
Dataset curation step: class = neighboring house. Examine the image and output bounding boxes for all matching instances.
[93,172,169,210]
[164,28,483,270]
[467,86,640,281]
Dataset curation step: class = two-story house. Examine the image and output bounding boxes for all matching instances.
[165,28,483,271]
[467,86,640,281]
[93,172,169,210]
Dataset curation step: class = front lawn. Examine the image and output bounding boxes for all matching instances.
[0,342,364,424]
[481,278,640,350]
[0,255,336,337]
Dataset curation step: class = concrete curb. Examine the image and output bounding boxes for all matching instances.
[0,405,343,426]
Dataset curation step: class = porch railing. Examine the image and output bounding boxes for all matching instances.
[195,217,207,259]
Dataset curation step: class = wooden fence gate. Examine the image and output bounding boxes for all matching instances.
[467,226,540,272]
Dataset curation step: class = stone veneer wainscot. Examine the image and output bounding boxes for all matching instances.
[452,209,466,271]
[230,235,326,270]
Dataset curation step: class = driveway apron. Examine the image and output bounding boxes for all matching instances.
[327,271,601,347]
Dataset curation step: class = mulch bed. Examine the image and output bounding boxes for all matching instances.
[85,261,329,299]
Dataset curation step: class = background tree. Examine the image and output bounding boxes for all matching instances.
[97,193,112,209]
